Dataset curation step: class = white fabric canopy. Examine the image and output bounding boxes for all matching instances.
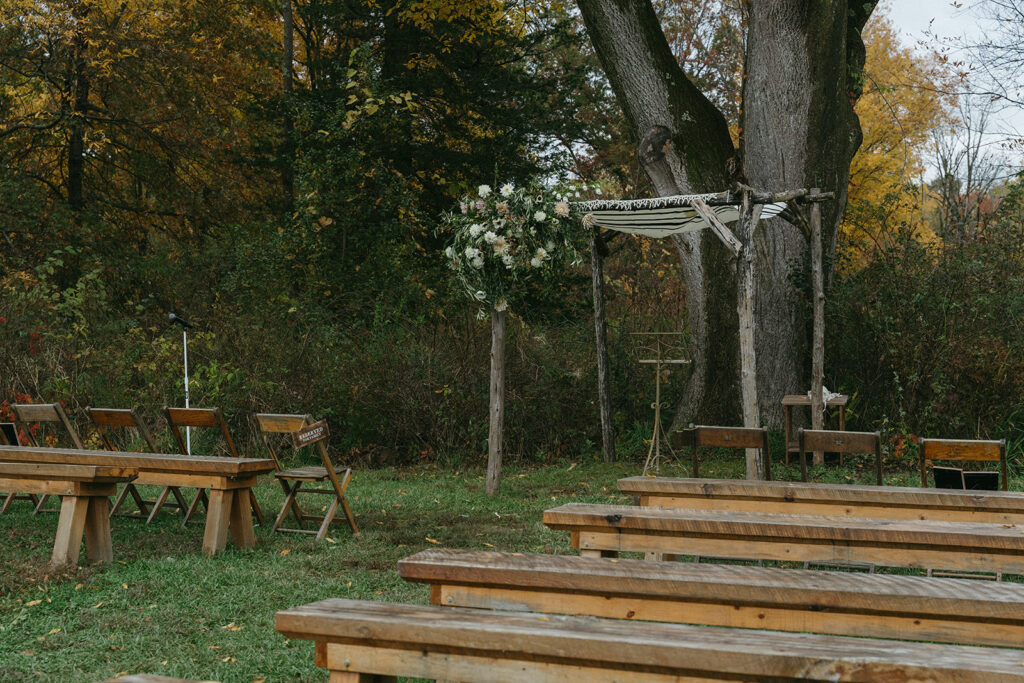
[572,193,786,238]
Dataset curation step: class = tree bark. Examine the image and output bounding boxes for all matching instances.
[577,0,737,428]
[67,10,90,212]
[579,0,875,428]
[590,230,616,462]
[485,308,506,496]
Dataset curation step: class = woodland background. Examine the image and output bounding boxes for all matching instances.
[2,0,1022,468]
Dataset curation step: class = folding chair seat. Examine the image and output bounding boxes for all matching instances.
[798,428,882,485]
[919,438,1007,491]
[7,403,85,514]
[255,413,359,540]
[87,407,188,522]
[163,406,264,526]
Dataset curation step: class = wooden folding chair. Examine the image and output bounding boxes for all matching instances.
[919,438,1008,491]
[673,425,772,480]
[798,428,882,485]
[164,406,264,526]
[11,403,85,514]
[86,406,189,522]
[255,413,359,540]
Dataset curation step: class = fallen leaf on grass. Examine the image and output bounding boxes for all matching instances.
[221,622,243,631]
[47,628,60,635]
[482,542,495,548]
[25,600,41,607]
[92,602,103,608]
[567,463,577,471]
[424,537,441,545]
[221,656,236,663]
[121,583,129,590]
[74,584,83,590]
[280,548,291,556]
[325,537,336,543]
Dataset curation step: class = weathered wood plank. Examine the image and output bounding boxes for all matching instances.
[0,445,274,476]
[276,599,1024,682]
[544,503,1024,573]
[399,549,1024,647]
[0,462,136,483]
[617,476,1024,524]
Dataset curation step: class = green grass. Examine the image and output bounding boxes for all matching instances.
[0,451,1019,682]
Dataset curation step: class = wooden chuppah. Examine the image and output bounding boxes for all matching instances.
[574,186,834,479]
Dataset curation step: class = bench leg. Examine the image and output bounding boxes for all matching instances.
[52,495,89,567]
[84,497,113,563]
[330,673,397,683]
[109,484,135,518]
[228,488,256,549]
[202,489,233,556]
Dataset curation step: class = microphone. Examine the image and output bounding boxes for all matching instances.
[168,312,195,329]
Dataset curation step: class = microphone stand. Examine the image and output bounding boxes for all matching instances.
[169,313,195,455]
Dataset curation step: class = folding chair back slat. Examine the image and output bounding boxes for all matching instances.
[256,413,359,540]
[798,428,882,485]
[920,438,1007,491]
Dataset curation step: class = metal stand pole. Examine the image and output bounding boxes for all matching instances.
[183,329,191,455]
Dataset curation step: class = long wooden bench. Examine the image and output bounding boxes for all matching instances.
[618,476,1024,524]
[0,445,275,556]
[398,548,1024,648]
[543,503,1024,574]
[0,462,136,567]
[276,598,1024,682]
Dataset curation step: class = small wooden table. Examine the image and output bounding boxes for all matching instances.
[0,462,137,567]
[782,393,847,463]
[0,445,276,556]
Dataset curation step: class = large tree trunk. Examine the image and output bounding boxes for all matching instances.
[579,0,874,430]
[590,230,616,462]
[577,1,737,427]
[281,0,295,210]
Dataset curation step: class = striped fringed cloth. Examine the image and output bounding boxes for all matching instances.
[572,193,786,237]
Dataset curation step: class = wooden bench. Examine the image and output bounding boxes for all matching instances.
[0,445,275,556]
[276,598,1024,682]
[617,476,1024,524]
[921,438,1009,490]
[672,425,772,479]
[398,548,1024,648]
[0,462,136,567]
[544,503,1024,574]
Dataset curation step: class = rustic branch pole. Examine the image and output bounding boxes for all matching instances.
[590,229,616,462]
[485,307,506,496]
[809,190,825,466]
[690,198,742,256]
[736,191,765,479]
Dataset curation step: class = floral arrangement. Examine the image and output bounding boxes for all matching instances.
[442,181,586,312]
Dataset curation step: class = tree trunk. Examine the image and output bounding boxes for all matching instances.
[590,230,616,462]
[485,307,506,496]
[67,23,90,211]
[281,0,295,209]
[577,0,737,429]
[579,0,875,428]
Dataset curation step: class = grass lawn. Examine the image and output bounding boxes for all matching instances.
[0,450,1019,682]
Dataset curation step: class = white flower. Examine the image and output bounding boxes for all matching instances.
[494,299,508,311]
[502,253,515,267]
[474,290,487,301]
[471,256,484,269]
[483,230,498,244]
[534,210,546,222]
[596,187,602,195]
[544,240,555,252]
[530,256,543,268]
[468,223,483,238]
[536,247,548,260]
[478,184,492,198]
[554,201,570,217]
[464,246,480,259]
[444,246,455,258]
[493,236,510,255]
[500,183,514,197]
